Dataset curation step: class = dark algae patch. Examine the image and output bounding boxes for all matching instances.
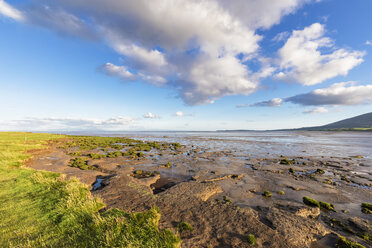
[177,222,193,232]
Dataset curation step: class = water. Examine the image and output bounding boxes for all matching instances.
[95,131,372,160]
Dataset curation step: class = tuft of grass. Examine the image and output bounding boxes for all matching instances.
[336,236,365,248]
[246,234,256,246]
[277,190,285,195]
[223,196,232,204]
[69,157,92,170]
[361,203,372,214]
[262,191,272,197]
[288,168,295,174]
[316,168,325,174]
[319,201,335,211]
[0,132,180,248]
[303,196,320,208]
[177,222,193,232]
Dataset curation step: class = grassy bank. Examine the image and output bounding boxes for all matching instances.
[0,132,180,248]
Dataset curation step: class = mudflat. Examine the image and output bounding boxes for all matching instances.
[27,135,372,247]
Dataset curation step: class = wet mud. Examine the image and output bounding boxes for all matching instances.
[26,136,371,248]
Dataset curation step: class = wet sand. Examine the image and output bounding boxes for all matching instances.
[27,133,372,247]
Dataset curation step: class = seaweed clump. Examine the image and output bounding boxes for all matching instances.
[361,203,372,214]
[303,196,320,208]
[336,236,365,248]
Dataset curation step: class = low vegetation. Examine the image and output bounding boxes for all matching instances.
[319,201,335,211]
[303,196,320,208]
[263,191,272,197]
[280,158,296,165]
[69,157,93,170]
[361,203,372,214]
[0,132,180,247]
[278,190,285,195]
[246,234,256,246]
[336,236,366,248]
[177,222,193,232]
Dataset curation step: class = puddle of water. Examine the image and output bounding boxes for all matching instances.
[243,164,254,171]
[93,178,104,190]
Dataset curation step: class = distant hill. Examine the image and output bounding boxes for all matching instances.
[217,112,372,132]
[298,112,372,131]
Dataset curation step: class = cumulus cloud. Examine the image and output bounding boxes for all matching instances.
[366,40,372,46]
[286,82,372,106]
[276,23,365,85]
[143,112,159,119]
[1,116,136,131]
[3,0,325,105]
[173,111,185,117]
[251,98,283,107]
[303,107,328,114]
[0,0,24,21]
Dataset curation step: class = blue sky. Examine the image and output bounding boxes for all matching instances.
[0,0,371,131]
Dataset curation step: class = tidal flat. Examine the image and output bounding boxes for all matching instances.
[27,132,372,247]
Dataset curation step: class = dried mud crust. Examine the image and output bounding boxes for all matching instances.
[26,139,371,248]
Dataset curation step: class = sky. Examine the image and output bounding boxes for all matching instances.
[0,0,372,131]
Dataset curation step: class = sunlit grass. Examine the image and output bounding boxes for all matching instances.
[0,132,180,248]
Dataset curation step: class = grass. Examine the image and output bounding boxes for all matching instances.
[278,190,285,195]
[177,222,193,232]
[262,191,272,197]
[0,132,180,247]
[336,236,365,248]
[246,234,256,246]
[303,196,320,208]
[361,203,372,214]
[319,201,335,211]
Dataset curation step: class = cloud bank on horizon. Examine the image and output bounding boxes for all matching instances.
[1,0,368,108]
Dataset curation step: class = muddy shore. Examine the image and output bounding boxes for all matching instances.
[27,137,371,248]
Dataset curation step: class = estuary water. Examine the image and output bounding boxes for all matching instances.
[96,131,372,161]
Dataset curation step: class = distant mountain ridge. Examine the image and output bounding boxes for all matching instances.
[217,112,372,132]
[299,112,372,131]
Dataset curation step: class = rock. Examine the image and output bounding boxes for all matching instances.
[295,207,321,218]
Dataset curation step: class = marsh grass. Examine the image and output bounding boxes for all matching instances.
[0,132,180,248]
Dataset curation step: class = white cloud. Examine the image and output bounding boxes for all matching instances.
[303,107,328,114]
[276,23,365,85]
[0,0,24,21]
[143,112,159,119]
[251,98,283,107]
[102,63,137,81]
[1,116,136,131]
[272,31,290,42]
[173,111,185,117]
[366,40,372,46]
[286,82,372,106]
[3,0,324,105]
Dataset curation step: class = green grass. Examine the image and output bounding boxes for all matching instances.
[177,222,193,232]
[246,234,256,246]
[336,236,365,248]
[0,132,180,248]
[361,203,372,214]
[262,191,272,197]
[303,196,320,208]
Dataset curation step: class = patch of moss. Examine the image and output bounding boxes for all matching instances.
[288,168,295,174]
[319,201,335,211]
[132,170,157,179]
[87,153,105,159]
[277,190,285,195]
[69,157,92,170]
[316,168,325,174]
[262,191,272,197]
[164,162,172,168]
[223,196,232,204]
[68,151,82,156]
[361,203,372,214]
[177,221,193,232]
[246,234,256,246]
[357,233,372,241]
[336,236,365,248]
[303,196,320,208]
